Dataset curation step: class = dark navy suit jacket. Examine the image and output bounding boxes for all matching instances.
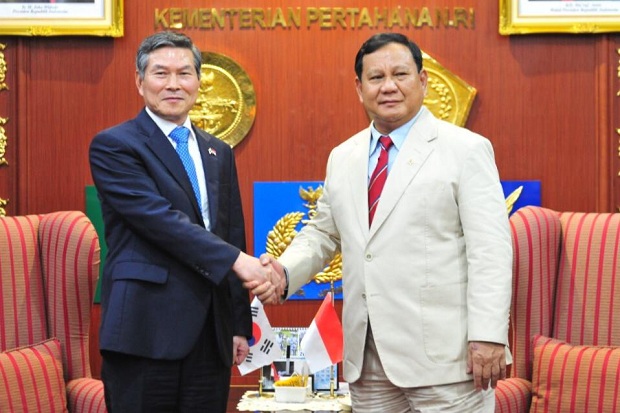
[89,109,251,366]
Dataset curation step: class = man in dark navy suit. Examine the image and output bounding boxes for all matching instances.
[89,31,279,413]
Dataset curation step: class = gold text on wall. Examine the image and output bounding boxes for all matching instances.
[155,7,475,31]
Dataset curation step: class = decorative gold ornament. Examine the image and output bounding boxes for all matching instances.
[0,198,7,217]
[0,117,7,166]
[266,211,305,257]
[266,186,343,286]
[423,52,476,127]
[617,48,620,89]
[189,52,256,148]
[505,186,523,215]
[0,43,7,91]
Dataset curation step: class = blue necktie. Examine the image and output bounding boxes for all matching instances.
[169,126,201,208]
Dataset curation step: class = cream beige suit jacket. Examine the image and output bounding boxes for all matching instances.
[279,107,513,387]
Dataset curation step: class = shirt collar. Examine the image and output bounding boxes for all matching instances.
[145,107,194,140]
[369,107,425,154]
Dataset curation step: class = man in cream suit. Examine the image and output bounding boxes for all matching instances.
[260,33,512,412]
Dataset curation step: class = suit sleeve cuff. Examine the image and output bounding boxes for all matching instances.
[281,266,290,300]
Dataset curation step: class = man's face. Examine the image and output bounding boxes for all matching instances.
[355,42,428,135]
[136,46,200,124]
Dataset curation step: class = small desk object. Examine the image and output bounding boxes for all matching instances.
[236,388,351,412]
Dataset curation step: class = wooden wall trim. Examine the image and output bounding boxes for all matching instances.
[614,40,620,211]
[595,36,613,212]
[0,39,16,216]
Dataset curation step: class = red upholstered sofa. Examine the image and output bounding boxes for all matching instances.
[0,211,107,413]
[495,206,620,412]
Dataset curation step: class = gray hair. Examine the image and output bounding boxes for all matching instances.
[135,31,202,80]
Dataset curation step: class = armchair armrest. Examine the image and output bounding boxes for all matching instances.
[67,378,107,413]
[495,377,531,413]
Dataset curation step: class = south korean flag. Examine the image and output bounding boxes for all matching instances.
[238,297,279,375]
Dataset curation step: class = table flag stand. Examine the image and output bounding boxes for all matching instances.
[318,280,345,400]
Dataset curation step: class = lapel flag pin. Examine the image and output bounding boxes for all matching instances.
[208,147,217,156]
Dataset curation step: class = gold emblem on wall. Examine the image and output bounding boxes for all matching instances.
[422,52,476,127]
[266,186,344,287]
[189,52,256,148]
[0,43,7,91]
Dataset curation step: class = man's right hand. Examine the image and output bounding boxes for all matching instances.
[232,252,279,304]
[258,253,287,303]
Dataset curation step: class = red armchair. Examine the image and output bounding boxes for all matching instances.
[495,206,620,412]
[0,211,107,413]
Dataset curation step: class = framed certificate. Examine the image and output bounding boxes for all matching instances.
[500,0,620,35]
[0,0,123,36]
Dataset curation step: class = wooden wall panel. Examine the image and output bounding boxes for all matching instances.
[611,39,620,211]
[1,0,620,386]
[0,39,17,216]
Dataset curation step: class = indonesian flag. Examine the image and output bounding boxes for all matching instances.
[300,292,343,373]
[238,297,279,375]
[270,362,280,382]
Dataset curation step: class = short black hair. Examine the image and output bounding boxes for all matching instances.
[354,33,423,79]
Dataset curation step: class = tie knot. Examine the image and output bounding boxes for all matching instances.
[379,135,393,150]
[170,126,190,144]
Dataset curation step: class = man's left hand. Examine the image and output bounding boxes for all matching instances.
[466,341,506,390]
[233,336,250,365]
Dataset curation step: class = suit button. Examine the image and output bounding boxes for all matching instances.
[365,253,372,261]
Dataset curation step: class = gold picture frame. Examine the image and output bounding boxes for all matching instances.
[500,0,620,35]
[0,0,123,37]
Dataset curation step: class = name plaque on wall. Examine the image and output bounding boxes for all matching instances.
[155,6,476,31]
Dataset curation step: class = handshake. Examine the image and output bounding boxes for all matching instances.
[232,252,287,305]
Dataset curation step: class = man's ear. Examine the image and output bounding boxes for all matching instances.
[355,77,364,103]
[419,68,429,95]
[135,71,144,96]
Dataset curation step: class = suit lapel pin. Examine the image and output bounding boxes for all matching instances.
[408,158,414,166]
[208,147,217,156]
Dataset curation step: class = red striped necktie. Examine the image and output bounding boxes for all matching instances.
[368,135,393,226]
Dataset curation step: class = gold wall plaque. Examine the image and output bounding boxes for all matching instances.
[189,52,256,148]
[422,52,476,127]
